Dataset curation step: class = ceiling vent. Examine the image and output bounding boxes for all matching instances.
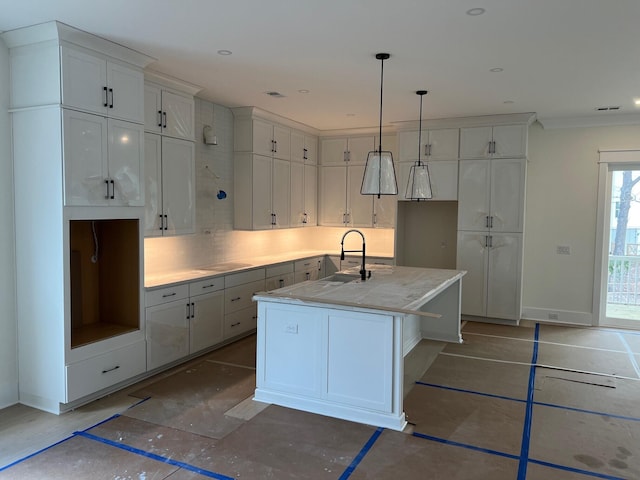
[595,106,621,111]
[264,91,286,98]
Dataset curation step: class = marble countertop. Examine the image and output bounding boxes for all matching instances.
[253,265,466,316]
[145,250,393,289]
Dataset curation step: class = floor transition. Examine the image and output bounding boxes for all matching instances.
[1,321,639,479]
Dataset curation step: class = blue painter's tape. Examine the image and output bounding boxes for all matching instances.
[338,427,384,480]
[534,401,640,423]
[529,458,627,480]
[415,381,527,404]
[517,322,540,480]
[127,395,152,410]
[0,435,75,472]
[617,332,640,378]
[81,413,122,432]
[411,431,519,460]
[75,431,235,480]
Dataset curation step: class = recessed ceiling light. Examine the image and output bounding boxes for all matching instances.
[503,100,514,104]
[264,91,286,98]
[490,67,503,73]
[298,89,310,94]
[466,8,486,16]
[217,49,232,56]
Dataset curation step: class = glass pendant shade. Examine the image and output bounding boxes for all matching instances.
[361,150,398,196]
[405,162,433,200]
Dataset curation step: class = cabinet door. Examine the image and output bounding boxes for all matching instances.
[63,109,108,206]
[272,158,290,228]
[60,46,107,116]
[347,164,373,227]
[290,130,305,163]
[162,91,195,140]
[457,231,489,317]
[319,166,347,226]
[457,160,491,231]
[290,161,305,226]
[459,126,493,159]
[106,61,144,123]
[305,135,317,165]
[190,290,224,353]
[492,125,527,158]
[348,136,375,165]
[304,165,317,226]
[161,137,195,235]
[487,233,522,320]
[490,158,525,232]
[273,125,291,160]
[266,272,295,291]
[320,138,348,165]
[146,299,190,371]
[144,133,163,236]
[107,119,144,206]
[252,155,274,229]
[428,128,459,160]
[373,195,396,228]
[428,160,459,201]
[253,118,275,157]
[143,84,162,133]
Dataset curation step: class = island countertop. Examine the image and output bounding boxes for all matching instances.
[253,265,466,316]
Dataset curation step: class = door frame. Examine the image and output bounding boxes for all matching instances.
[593,150,640,328]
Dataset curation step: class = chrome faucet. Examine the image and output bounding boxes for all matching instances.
[340,229,370,281]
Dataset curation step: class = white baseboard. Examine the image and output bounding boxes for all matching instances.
[521,307,593,326]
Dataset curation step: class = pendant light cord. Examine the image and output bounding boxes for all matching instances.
[378,56,384,153]
[417,93,423,166]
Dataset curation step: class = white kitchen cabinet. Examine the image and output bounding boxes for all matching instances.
[189,288,225,354]
[63,109,144,207]
[145,297,190,371]
[265,262,295,291]
[398,128,459,162]
[457,158,525,233]
[224,269,265,339]
[294,257,325,283]
[234,153,290,230]
[61,45,144,124]
[457,232,522,321]
[144,134,196,236]
[235,116,291,161]
[320,136,374,165]
[459,125,527,159]
[291,163,318,227]
[398,160,459,202]
[144,83,195,141]
[291,130,318,164]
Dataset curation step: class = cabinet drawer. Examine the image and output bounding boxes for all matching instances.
[294,257,321,272]
[225,279,265,314]
[225,268,265,288]
[224,306,257,339]
[266,272,295,291]
[146,284,189,307]
[190,276,224,295]
[66,341,146,403]
[266,262,294,278]
[294,269,319,283]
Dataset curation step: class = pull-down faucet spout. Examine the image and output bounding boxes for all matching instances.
[340,229,370,281]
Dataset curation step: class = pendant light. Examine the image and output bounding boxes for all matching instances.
[405,90,433,201]
[361,53,398,198]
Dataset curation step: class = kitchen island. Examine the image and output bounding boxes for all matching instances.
[252,265,466,431]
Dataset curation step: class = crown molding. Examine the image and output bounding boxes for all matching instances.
[538,113,640,129]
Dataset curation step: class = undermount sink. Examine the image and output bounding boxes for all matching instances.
[322,273,362,283]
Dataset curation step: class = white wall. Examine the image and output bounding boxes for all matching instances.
[144,98,394,277]
[522,121,640,325]
[0,37,18,407]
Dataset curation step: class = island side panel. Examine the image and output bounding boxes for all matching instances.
[419,278,463,343]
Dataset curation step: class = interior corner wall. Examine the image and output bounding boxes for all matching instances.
[522,121,640,325]
[0,37,18,408]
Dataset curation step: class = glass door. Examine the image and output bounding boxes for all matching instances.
[597,154,640,328]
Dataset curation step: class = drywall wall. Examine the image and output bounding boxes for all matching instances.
[522,121,640,325]
[0,38,18,408]
[144,98,394,277]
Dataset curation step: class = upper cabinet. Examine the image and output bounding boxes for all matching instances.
[235,115,291,161]
[291,130,317,165]
[459,124,527,159]
[144,83,195,141]
[61,46,145,124]
[398,128,459,162]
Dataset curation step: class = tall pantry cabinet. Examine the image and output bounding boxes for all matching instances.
[456,115,533,323]
[2,22,155,413]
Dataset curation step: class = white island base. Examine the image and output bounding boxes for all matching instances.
[253,266,465,431]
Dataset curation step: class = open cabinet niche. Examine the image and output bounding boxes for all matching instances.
[70,219,140,348]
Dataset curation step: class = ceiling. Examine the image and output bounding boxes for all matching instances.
[2,0,640,131]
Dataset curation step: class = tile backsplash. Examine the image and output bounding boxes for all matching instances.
[144,98,394,277]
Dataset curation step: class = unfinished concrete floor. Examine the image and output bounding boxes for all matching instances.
[1,322,639,479]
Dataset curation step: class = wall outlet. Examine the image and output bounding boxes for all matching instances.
[548,312,559,320]
[556,245,571,255]
[285,323,298,334]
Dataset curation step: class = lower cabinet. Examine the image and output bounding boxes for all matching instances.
[265,262,295,290]
[294,256,325,283]
[224,269,266,339]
